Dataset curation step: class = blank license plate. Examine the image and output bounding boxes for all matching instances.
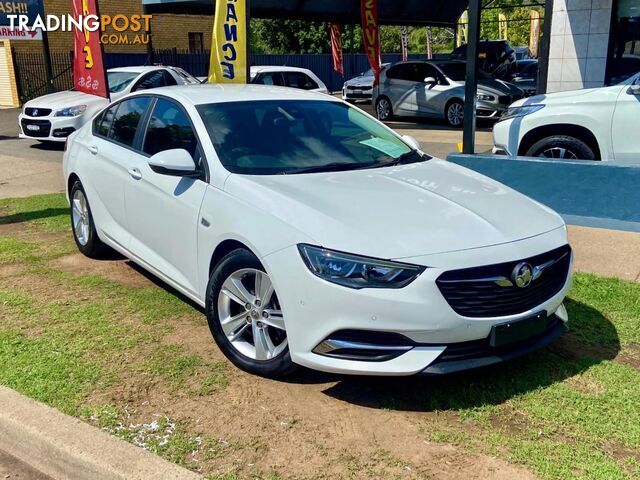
[26,125,40,131]
[490,312,547,347]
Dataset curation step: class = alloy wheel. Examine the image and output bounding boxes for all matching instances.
[447,102,464,126]
[217,268,287,361]
[539,147,578,159]
[377,98,391,120]
[71,189,90,246]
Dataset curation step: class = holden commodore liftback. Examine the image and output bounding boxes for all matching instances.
[63,84,572,378]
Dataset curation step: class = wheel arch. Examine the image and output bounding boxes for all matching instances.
[518,124,601,160]
[67,172,80,195]
[209,239,255,275]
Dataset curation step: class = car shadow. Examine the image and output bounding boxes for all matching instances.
[30,141,65,152]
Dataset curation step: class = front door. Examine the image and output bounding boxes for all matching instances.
[125,97,208,297]
[611,76,640,163]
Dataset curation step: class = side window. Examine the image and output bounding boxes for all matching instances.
[415,64,438,82]
[284,72,317,90]
[94,105,117,138]
[143,98,198,159]
[387,64,413,81]
[108,97,151,147]
[162,70,178,86]
[133,70,166,91]
[254,72,284,86]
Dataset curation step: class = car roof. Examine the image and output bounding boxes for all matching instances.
[250,66,313,74]
[135,84,338,105]
[107,66,164,74]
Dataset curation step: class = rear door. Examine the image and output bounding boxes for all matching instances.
[384,63,419,114]
[611,76,640,162]
[82,97,151,249]
[125,97,208,296]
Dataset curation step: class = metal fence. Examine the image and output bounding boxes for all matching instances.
[11,48,448,102]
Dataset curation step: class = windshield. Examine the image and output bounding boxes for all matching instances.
[198,100,425,175]
[436,63,491,81]
[107,72,139,93]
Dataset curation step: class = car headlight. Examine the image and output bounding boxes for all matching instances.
[55,105,87,117]
[499,104,544,121]
[477,93,496,101]
[298,244,425,289]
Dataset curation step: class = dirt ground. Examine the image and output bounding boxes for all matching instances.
[61,250,534,480]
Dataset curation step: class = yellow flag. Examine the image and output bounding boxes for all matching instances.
[208,0,248,84]
[498,13,508,40]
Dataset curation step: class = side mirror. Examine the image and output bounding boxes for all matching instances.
[628,84,640,96]
[148,148,198,177]
[402,135,421,151]
[424,76,437,85]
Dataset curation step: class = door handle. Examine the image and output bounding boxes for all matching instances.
[128,168,142,180]
[88,145,98,155]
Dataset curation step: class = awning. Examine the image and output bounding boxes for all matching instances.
[142,0,468,26]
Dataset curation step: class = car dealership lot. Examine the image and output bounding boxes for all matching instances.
[1,103,640,479]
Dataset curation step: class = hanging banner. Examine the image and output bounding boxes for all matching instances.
[330,23,344,75]
[498,13,508,40]
[457,10,468,47]
[530,10,541,58]
[72,0,109,99]
[401,26,408,62]
[426,26,433,59]
[208,0,247,83]
[361,0,381,85]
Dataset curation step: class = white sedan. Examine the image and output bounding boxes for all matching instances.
[250,66,328,94]
[63,84,572,378]
[493,72,640,162]
[19,66,200,143]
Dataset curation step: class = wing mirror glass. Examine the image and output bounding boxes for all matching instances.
[402,135,421,151]
[148,148,198,177]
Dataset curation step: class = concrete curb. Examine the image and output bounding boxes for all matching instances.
[0,386,202,480]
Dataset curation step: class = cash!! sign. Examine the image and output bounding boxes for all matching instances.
[72,0,108,98]
[0,0,41,26]
[208,0,247,83]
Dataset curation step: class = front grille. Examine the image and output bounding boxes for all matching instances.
[346,85,373,91]
[24,107,52,117]
[21,119,52,138]
[498,94,523,105]
[436,245,571,318]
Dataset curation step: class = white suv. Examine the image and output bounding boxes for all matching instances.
[493,72,640,162]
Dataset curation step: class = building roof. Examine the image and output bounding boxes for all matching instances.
[142,0,468,26]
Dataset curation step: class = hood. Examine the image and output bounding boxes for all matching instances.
[344,75,375,87]
[510,84,625,108]
[477,78,524,95]
[225,159,565,260]
[24,90,110,111]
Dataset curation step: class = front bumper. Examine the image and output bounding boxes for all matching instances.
[343,86,373,101]
[19,113,84,142]
[263,227,572,376]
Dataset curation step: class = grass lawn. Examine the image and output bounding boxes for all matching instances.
[1,193,639,480]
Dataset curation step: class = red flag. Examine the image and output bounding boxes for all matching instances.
[361,0,381,86]
[73,0,109,99]
[401,26,409,62]
[330,24,344,75]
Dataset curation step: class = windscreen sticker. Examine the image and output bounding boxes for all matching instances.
[360,137,408,158]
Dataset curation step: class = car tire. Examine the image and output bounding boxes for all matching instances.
[205,248,297,378]
[69,180,109,258]
[376,96,394,121]
[445,99,465,128]
[525,135,596,160]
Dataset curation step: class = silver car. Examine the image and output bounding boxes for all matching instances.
[342,63,391,103]
[373,60,524,127]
